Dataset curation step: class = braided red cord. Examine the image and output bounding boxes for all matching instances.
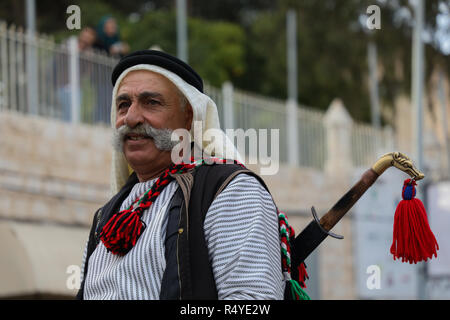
[100,157,243,256]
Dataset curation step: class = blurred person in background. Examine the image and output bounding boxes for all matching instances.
[93,16,130,123]
[94,15,130,58]
[78,26,97,51]
[76,50,285,300]
[55,26,97,122]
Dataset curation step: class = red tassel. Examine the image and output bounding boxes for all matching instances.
[100,208,146,256]
[390,179,439,264]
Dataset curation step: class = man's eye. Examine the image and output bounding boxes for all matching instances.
[118,102,130,109]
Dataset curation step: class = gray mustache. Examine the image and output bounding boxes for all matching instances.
[113,123,178,152]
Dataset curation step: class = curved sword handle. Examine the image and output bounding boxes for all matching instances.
[371,152,425,181]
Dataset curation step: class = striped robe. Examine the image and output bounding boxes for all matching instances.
[81,173,285,299]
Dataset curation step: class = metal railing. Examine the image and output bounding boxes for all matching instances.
[0,21,391,169]
[0,21,117,124]
[232,89,289,164]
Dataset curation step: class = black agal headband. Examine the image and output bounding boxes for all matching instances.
[111,50,204,93]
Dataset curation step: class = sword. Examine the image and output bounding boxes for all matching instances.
[291,152,425,271]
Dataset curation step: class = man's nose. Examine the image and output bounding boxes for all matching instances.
[124,102,144,128]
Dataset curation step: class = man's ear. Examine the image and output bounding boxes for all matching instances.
[185,103,193,131]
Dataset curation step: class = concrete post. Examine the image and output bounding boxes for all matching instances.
[68,36,80,124]
[26,0,38,115]
[382,125,395,155]
[324,98,353,178]
[176,0,188,62]
[222,81,234,130]
[286,99,299,166]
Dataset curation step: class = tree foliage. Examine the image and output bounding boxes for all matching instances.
[121,10,246,87]
[0,0,447,123]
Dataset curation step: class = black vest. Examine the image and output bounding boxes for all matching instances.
[76,163,268,300]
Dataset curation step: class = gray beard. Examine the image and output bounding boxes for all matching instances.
[112,123,178,152]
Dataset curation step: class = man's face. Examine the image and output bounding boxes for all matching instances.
[115,70,192,170]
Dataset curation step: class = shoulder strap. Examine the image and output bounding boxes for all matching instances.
[213,168,271,201]
[177,163,270,299]
[159,186,184,300]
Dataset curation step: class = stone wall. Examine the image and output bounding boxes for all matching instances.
[0,109,362,299]
[0,111,111,226]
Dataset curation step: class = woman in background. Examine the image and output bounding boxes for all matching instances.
[94,15,129,58]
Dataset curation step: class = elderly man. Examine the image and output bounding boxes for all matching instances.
[77,50,285,300]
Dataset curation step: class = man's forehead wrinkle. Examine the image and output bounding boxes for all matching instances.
[117,79,171,100]
[119,70,171,88]
[118,70,181,94]
[138,91,166,101]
